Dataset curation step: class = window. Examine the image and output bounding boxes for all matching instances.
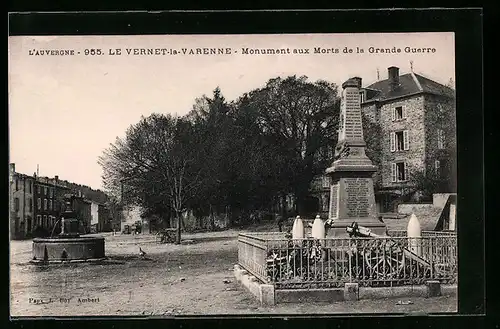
[49,200,53,211]
[14,197,20,212]
[392,106,406,121]
[49,188,53,198]
[28,198,32,211]
[390,130,409,152]
[44,199,47,210]
[36,215,41,227]
[359,91,365,103]
[391,162,409,182]
[437,129,446,149]
[37,198,41,210]
[28,182,32,194]
[43,215,47,228]
[15,179,19,191]
[435,160,441,176]
[44,187,47,195]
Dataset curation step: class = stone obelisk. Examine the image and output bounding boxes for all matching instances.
[325,77,386,237]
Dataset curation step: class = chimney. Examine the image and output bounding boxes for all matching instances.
[55,175,59,182]
[352,77,362,89]
[388,66,400,91]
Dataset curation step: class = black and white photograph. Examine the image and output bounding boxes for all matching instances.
[9,30,461,317]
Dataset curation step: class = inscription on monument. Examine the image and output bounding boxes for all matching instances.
[329,183,339,219]
[344,89,363,139]
[345,177,370,218]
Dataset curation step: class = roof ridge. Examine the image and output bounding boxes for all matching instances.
[410,72,423,92]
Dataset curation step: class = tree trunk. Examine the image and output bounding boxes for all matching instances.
[175,212,181,244]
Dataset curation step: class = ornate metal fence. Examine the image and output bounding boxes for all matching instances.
[238,231,457,289]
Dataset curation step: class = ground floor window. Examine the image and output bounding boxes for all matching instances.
[391,162,409,182]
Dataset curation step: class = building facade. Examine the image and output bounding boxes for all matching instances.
[9,164,36,239]
[309,66,456,216]
[360,66,456,212]
[9,163,114,239]
[33,179,60,236]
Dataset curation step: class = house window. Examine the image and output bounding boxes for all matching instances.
[15,179,19,191]
[50,188,54,198]
[390,130,409,152]
[28,198,32,211]
[391,162,409,182]
[49,200,53,211]
[359,91,365,103]
[28,182,32,193]
[392,106,406,121]
[44,199,47,210]
[37,198,41,210]
[43,215,47,228]
[44,187,47,195]
[437,129,446,149]
[36,215,41,227]
[37,185,41,194]
[14,197,20,212]
[435,160,441,176]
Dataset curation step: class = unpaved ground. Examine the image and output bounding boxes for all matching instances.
[10,230,457,317]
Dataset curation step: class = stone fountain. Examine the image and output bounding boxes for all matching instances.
[31,195,105,263]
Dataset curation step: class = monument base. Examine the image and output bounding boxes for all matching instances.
[326,219,387,238]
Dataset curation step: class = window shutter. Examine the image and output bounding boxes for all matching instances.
[391,163,397,182]
[390,132,395,152]
[392,108,396,121]
[435,160,441,176]
[403,130,409,150]
[405,163,410,181]
[403,105,407,119]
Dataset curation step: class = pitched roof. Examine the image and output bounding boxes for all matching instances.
[363,72,455,102]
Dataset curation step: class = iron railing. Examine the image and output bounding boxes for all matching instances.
[238,231,457,289]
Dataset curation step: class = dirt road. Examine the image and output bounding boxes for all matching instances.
[10,230,457,317]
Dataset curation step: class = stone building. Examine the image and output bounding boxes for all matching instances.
[309,66,456,215]
[33,177,64,236]
[9,163,114,239]
[9,164,36,239]
[360,66,456,212]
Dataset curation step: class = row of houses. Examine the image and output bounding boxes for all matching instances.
[9,163,117,240]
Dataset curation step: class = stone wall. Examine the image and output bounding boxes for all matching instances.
[377,95,426,189]
[433,193,456,208]
[398,203,435,215]
[423,94,457,182]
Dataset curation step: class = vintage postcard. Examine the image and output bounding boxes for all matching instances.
[9,31,460,317]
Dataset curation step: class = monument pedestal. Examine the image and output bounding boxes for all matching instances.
[325,77,386,237]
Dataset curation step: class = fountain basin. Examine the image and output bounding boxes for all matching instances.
[32,236,105,263]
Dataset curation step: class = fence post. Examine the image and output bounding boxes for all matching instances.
[429,236,434,279]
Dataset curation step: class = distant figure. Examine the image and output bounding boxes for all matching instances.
[277,216,283,232]
[139,247,146,258]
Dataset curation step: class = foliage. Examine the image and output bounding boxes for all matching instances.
[99,76,341,231]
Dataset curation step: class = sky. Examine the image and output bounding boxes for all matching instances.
[8,32,455,190]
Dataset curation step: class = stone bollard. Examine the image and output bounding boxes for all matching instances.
[311,215,326,239]
[344,283,359,301]
[260,284,276,305]
[426,280,441,297]
[292,215,305,240]
[407,213,422,256]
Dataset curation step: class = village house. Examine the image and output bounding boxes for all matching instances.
[9,164,36,239]
[9,163,115,239]
[309,66,456,215]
